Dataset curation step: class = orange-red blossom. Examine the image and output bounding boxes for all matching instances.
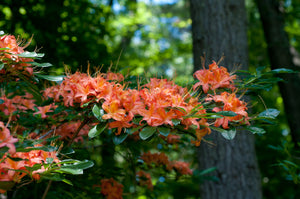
[193,61,236,93]
[0,34,34,76]
[43,61,248,145]
[207,91,249,129]
[99,178,124,199]
[141,152,193,176]
[0,143,60,193]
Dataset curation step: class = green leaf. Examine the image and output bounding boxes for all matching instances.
[132,117,143,125]
[7,156,24,162]
[25,164,42,172]
[88,123,107,138]
[35,74,65,82]
[172,119,181,126]
[0,63,4,70]
[215,111,237,117]
[197,167,217,175]
[270,68,294,73]
[139,126,156,140]
[0,146,9,157]
[62,179,73,186]
[126,125,144,134]
[113,133,129,145]
[258,109,280,119]
[32,62,52,67]
[17,51,44,58]
[158,127,170,137]
[46,158,54,164]
[210,126,236,140]
[56,168,83,175]
[60,147,75,155]
[92,104,105,121]
[246,126,266,135]
[62,160,94,170]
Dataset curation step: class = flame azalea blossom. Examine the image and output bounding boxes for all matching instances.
[0,121,18,154]
[141,152,172,171]
[0,143,60,188]
[0,155,27,187]
[207,91,249,129]
[193,61,236,93]
[50,122,90,142]
[0,34,33,76]
[100,178,124,199]
[34,103,57,119]
[0,93,36,116]
[171,161,193,175]
[141,152,193,175]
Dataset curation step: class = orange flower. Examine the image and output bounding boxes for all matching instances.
[193,61,236,93]
[0,156,27,183]
[171,161,193,175]
[100,178,123,199]
[102,100,126,121]
[0,121,18,154]
[207,92,249,129]
[34,103,57,119]
[141,152,172,171]
[0,35,33,75]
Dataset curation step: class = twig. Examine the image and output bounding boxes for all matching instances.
[41,180,52,199]
[67,117,90,147]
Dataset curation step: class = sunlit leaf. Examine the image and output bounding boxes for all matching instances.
[215,111,237,117]
[88,123,107,138]
[210,126,236,140]
[61,160,94,170]
[17,51,44,58]
[246,126,266,134]
[172,119,181,126]
[158,127,170,137]
[92,104,105,122]
[32,62,52,67]
[62,179,73,186]
[57,168,83,175]
[258,108,280,119]
[139,127,156,140]
[270,68,294,73]
[113,133,128,145]
[35,74,65,82]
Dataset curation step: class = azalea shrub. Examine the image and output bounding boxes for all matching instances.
[0,32,284,198]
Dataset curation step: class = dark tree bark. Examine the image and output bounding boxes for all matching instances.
[189,0,262,198]
[255,0,300,147]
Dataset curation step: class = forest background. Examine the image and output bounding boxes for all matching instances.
[1,0,300,198]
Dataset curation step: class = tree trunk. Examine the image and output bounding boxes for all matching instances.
[189,0,262,198]
[255,0,300,147]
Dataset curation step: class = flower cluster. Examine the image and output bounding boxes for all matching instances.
[0,143,60,193]
[0,93,36,116]
[193,61,236,93]
[0,121,18,154]
[207,92,249,129]
[44,72,212,142]
[99,178,124,199]
[0,34,33,77]
[141,152,193,176]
